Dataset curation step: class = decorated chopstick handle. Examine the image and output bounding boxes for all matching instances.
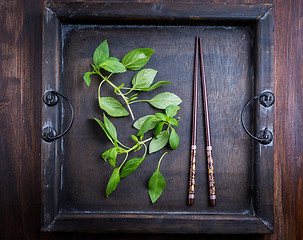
[188,145,197,205]
[206,146,216,206]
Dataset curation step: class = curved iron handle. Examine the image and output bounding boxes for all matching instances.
[42,91,74,142]
[241,91,275,145]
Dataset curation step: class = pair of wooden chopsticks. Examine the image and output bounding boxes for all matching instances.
[188,37,216,206]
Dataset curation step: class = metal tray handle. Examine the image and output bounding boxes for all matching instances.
[241,91,275,145]
[42,91,74,142]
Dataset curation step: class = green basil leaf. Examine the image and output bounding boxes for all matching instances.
[129,96,138,102]
[127,93,138,102]
[99,97,129,117]
[122,48,154,70]
[149,130,170,154]
[117,83,125,90]
[93,40,109,67]
[92,117,114,144]
[134,81,172,92]
[114,83,126,95]
[131,135,139,142]
[133,115,154,130]
[83,72,94,87]
[148,168,166,203]
[169,128,179,150]
[103,114,118,144]
[165,105,180,118]
[167,117,179,127]
[90,64,98,72]
[148,92,182,109]
[137,116,159,136]
[109,148,118,167]
[100,58,127,73]
[154,113,166,121]
[131,69,157,89]
[155,122,165,138]
[134,144,143,152]
[108,57,120,61]
[102,147,118,167]
[102,149,110,162]
[120,157,145,178]
[106,168,120,197]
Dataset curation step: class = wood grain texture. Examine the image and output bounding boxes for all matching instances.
[273,0,303,239]
[0,0,42,239]
[1,0,303,239]
[47,1,272,24]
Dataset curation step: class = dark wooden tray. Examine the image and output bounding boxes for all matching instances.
[41,2,274,234]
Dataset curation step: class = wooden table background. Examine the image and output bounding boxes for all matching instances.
[0,0,302,239]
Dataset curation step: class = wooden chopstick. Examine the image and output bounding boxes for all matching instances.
[198,37,216,206]
[188,37,199,205]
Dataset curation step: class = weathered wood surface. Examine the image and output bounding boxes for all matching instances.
[0,0,42,240]
[41,2,273,233]
[60,25,254,214]
[1,0,302,239]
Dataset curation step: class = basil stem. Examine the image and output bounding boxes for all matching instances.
[96,71,135,120]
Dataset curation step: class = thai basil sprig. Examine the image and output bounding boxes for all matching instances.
[93,104,180,202]
[83,40,182,120]
[93,114,151,197]
[85,40,183,203]
[133,105,180,153]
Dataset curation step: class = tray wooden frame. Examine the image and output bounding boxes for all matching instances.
[41,2,274,234]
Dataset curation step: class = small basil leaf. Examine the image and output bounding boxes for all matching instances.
[148,168,166,203]
[92,117,114,144]
[133,115,154,130]
[117,83,125,90]
[90,64,98,72]
[103,114,118,143]
[131,135,139,142]
[131,69,157,89]
[99,97,129,117]
[127,93,138,102]
[102,147,118,167]
[149,130,170,154]
[165,105,180,118]
[135,81,172,92]
[106,168,120,197]
[155,122,165,138]
[129,96,138,102]
[134,144,142,152]
[167,117,179,127]
[120,157,145,178]
[101,149,110,162]
[169,128,179,150]
[93,40,109,67]
[114,83,126,95]
[154,113,166,121]
[83,72,94,87]
[137,116,159,136]
[100,58,127,73]
[148,92,182,109]
[122,48,154,70]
